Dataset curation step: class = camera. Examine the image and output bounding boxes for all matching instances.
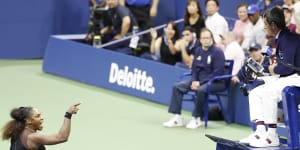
[239,57,265,96]
[85,5,109,44]
[89,6,109,35]
[245,57,264,76]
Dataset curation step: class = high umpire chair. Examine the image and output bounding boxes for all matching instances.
[278,86,300,149]
[180,60,234,128]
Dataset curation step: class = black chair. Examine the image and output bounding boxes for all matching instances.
[180,60,234,128]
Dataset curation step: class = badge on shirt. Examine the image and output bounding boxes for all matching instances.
[207,55,211,64]
[278,50,284,60]
[197,55,202,61]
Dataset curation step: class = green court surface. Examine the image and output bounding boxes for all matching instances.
[0,59,251,150]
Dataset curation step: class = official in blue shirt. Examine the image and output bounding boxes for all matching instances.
[163,28,226,129]
[240,7,300,148]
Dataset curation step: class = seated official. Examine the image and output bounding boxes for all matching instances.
[239,7,300,148]
[163,28,226,129]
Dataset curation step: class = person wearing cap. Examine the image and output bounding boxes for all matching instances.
[231,43,270,85]
[241,4,266,52]
[239,7,300,148]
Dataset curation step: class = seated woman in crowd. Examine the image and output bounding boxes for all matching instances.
[183,0,206,38]
[232,3,251,45]
[142,21,181,65]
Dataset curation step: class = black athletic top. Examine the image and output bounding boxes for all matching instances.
[10,139,45,150]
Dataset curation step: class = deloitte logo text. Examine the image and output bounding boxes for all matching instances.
[108,63,155,94]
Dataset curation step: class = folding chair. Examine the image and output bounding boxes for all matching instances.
[180,60,234,128]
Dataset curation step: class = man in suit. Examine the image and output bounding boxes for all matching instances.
[239,7,300,148]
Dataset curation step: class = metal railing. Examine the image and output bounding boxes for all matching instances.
[99,18,184,48]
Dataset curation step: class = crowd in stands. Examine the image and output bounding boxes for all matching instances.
[87,0,299,71]
[91,0,300,137]
[86,0,300,148]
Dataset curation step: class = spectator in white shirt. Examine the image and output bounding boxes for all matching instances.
[205,0,229,46]
[241,4,266,52]
[221,31,245,75]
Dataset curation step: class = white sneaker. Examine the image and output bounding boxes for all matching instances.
[239,129,266,144]
[163,115,184,127]
[186,117,202,129]
[249,132,280,147]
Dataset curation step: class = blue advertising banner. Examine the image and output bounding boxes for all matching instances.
[43,37,188,107]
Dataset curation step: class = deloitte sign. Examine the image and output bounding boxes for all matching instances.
[108,63,155,94]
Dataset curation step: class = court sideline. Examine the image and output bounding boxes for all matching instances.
[0,59,251,150]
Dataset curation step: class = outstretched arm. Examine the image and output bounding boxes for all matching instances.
[28,103,80,146]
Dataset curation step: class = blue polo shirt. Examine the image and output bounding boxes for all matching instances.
[191,45,225,84]
[126,0,152,6]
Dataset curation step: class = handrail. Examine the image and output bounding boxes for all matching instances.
[99,18,184,48]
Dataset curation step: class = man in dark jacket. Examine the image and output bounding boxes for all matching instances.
[240,7,300,148]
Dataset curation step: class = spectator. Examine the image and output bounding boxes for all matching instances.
[205,0,229,46]
[183,0,206,38]
[175,26,201,69]
[231,44,270,87]
[283,0,297,10]
[241,4,266,52]
[293,1,300,34]
[163,28,226,129]
[119,0,159,43]
[282,4,297,32]
[146,21,181,65]
[221,31,245,75]
[232,3,251,44]
[100,0,138,43]
[257,0,283,15]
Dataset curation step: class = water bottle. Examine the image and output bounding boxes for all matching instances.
[93,35,101,48]
[129,25,140,49]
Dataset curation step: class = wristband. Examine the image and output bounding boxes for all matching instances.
[64,112,72,119]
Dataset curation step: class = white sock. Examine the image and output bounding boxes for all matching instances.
[256,125,266,132]
[267,128,277,135]
[175,114,181,118]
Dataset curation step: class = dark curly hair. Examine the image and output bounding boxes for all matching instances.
[2,107,33,140]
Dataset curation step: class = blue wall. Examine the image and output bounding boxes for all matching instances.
[0,0,89,59]
[43,37,187,107]
[0,0,256,58]
[43,37,241,124]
